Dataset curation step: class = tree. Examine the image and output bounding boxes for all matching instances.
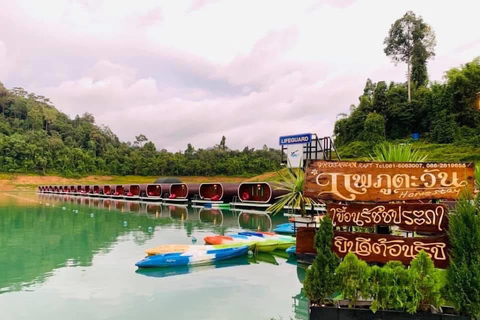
[363,113,385,144]
[303,216,339,304]
[219,135,227,150]
[409,250,443,312]
[134,134,148,148]
[335,252,369,307]
[384,11,436,102]
[431,109,456,143]
[0,81,7,97]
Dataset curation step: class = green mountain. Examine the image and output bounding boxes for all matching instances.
[0,84,280,177]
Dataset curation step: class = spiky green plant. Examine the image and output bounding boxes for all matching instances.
[475,164,480,190]
[267,166,317,216]
[367,143,428,162]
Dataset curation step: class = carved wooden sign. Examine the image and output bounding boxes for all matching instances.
[304,161,474,202]
[333,231,449,268]
[328,203,448,233]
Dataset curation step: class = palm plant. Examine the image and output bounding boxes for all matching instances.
[267,165,317,216]
[367,143,428,162]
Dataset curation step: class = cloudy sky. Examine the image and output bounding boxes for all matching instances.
[0,0,479,151]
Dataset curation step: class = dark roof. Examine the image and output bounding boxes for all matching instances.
[154,177,182,183]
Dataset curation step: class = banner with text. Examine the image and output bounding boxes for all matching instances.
[304,161,474,201]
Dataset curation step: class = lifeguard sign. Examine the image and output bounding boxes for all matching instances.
[280,133,338,168]
[279,133,312,168]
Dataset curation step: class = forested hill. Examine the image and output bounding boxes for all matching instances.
[334,57,480,160]
[0,84,281,177]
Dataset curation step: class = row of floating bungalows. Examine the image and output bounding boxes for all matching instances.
[36,182,287,208]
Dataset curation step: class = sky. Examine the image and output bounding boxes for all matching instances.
[0,0,479,151]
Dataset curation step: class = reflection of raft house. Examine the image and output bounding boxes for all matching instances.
[168,205,188,220]
[193,183,239,205]
[238,210,273,231]
[235,182,287,209]
[164,183,200,203]
[146,204,163,217]
[199,208,224,225]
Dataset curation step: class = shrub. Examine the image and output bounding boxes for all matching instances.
[304,216,339,304]
[410,250,443,312]
[337,141,374,159]
[335,252,369,307]
[446,193,480,317]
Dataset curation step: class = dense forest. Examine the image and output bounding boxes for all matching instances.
[0,84,281,177]
[334,12,480,159]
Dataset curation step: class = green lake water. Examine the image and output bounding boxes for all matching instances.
[0,192,308,320]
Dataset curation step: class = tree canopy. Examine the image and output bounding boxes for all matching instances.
[334,57,480,148]
[384,11,436,101]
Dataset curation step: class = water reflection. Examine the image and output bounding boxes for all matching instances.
[198,208,224,225]
[0,193,306,320]
[293,264,309,320]
[237,210,272,231]
[0,195,157,294]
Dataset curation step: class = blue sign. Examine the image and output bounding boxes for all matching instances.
[279,133,312,145]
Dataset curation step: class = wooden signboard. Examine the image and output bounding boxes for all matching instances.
[304,161,474,202]
[333,231,449,268]
[296,227,317,254]
[328,203,448,233]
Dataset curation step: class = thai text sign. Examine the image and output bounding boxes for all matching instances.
[333,231,449,268]
[304,161,474,201]
[328,203,448,233]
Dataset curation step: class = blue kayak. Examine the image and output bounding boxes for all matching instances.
[273,223,295,234]
[135,245,249,268]
[286,245,296,256]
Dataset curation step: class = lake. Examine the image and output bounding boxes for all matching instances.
[0,192,308,320]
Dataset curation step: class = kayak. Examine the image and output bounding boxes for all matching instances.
[237,231,296,250]
[273,223,295,234]
[286,245,296,256]
[204,235,278,252]
[135,245,249,268]
[227,234,281,252]
[145,244,251,256]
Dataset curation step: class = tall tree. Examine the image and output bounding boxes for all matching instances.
[219,135,227,150]
[134,134,148,148]
[384,11,436,102]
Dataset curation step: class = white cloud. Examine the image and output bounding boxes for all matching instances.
[0,0,479,150]
[0,41,10,81]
